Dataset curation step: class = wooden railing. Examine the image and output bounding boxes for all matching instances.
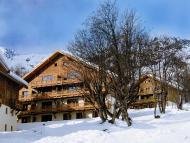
[130,98,157,108]
[30,75,82,88]
[19,90,85,102]
[19,103,96,116]
[134,98,156,104]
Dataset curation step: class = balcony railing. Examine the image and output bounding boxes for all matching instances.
[30,75,82,88]
[19,90,85,102]
[134,98,156,104]
[19,103,96,116]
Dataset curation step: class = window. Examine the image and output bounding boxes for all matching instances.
[76,112,83,119]
[32,116,36,122]
[146,87,150,91]
[22,91,29,96]
[42,75,54,81]
[54,63,57,67]
[11,110,14,116]
[31,104,36,110]
[5,108,8,114]
[23,104,28,111]
[67,98,78,104]
[11,126,13,131]
[5,124,7,131]
[68,85,77,91]
[63,62,69,67]
[67,70,80,79]
[63,113,71,120]
[93,111,98,118]
[41,115,52,122]
[21,117,30,123]
[155,86,161,91]
[42,101,52,109]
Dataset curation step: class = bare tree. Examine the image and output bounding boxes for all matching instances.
[147,37,190,115]
[69,1,150,126]
[10,64,28,77]
[5,48,16,60]
[72,60,112,123]
[182,64,190,103]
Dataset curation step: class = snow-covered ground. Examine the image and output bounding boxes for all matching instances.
[1,104,190,143]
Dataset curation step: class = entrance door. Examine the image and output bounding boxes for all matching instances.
[21,116,31,123]
[41,115,52,122]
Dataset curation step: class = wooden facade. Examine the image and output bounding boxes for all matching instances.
[0,54,27,131]
[18,51,98,123]
[17,50,182,123]
[0,74,19,109]
[132,75,182,108]
[0,56,26,109]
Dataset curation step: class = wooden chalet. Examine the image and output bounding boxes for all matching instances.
[0,54,27,131]
[18,51,98,123]
[132,74,182,108]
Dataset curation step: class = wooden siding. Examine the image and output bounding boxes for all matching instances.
[0,73,19,109]
[136,76,181,108]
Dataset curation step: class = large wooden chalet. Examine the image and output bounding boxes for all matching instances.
[0,54,27,131]
[18,51,98,123]
[17,50,182,123]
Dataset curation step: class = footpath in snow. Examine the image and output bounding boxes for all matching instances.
[1,104,190,143]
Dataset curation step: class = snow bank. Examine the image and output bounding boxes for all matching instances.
[1,104,190,143]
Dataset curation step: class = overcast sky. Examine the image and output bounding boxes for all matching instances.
[0,0,190,54]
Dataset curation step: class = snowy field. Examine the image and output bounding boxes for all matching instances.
[1,104,190,143]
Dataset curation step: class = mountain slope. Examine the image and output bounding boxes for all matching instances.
[0,47,47,72]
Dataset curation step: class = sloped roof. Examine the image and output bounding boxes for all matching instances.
[23,50,98,81]
[0,53,28,86]
[0,53,9,72]
[23,51,80,80]
[141,74,182,90]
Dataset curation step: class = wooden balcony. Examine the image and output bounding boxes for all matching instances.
[19,90,85,102]
[131,98,157,108]
[30,75,82,88]
[19,103,96,116]
[135,98,156,104]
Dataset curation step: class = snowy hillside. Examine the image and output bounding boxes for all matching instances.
[1,104,190,143]
[0,47,47,72]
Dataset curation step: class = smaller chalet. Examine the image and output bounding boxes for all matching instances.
[132,74,182,108]
[0,54,27,131]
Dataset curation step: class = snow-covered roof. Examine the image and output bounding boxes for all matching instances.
[8,72,28,86]
[0,52,9,71]
[0,52,28,86]
[142,74,183,90]
[23,50,99,81]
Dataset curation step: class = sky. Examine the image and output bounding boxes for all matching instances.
[0,0,190,54]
